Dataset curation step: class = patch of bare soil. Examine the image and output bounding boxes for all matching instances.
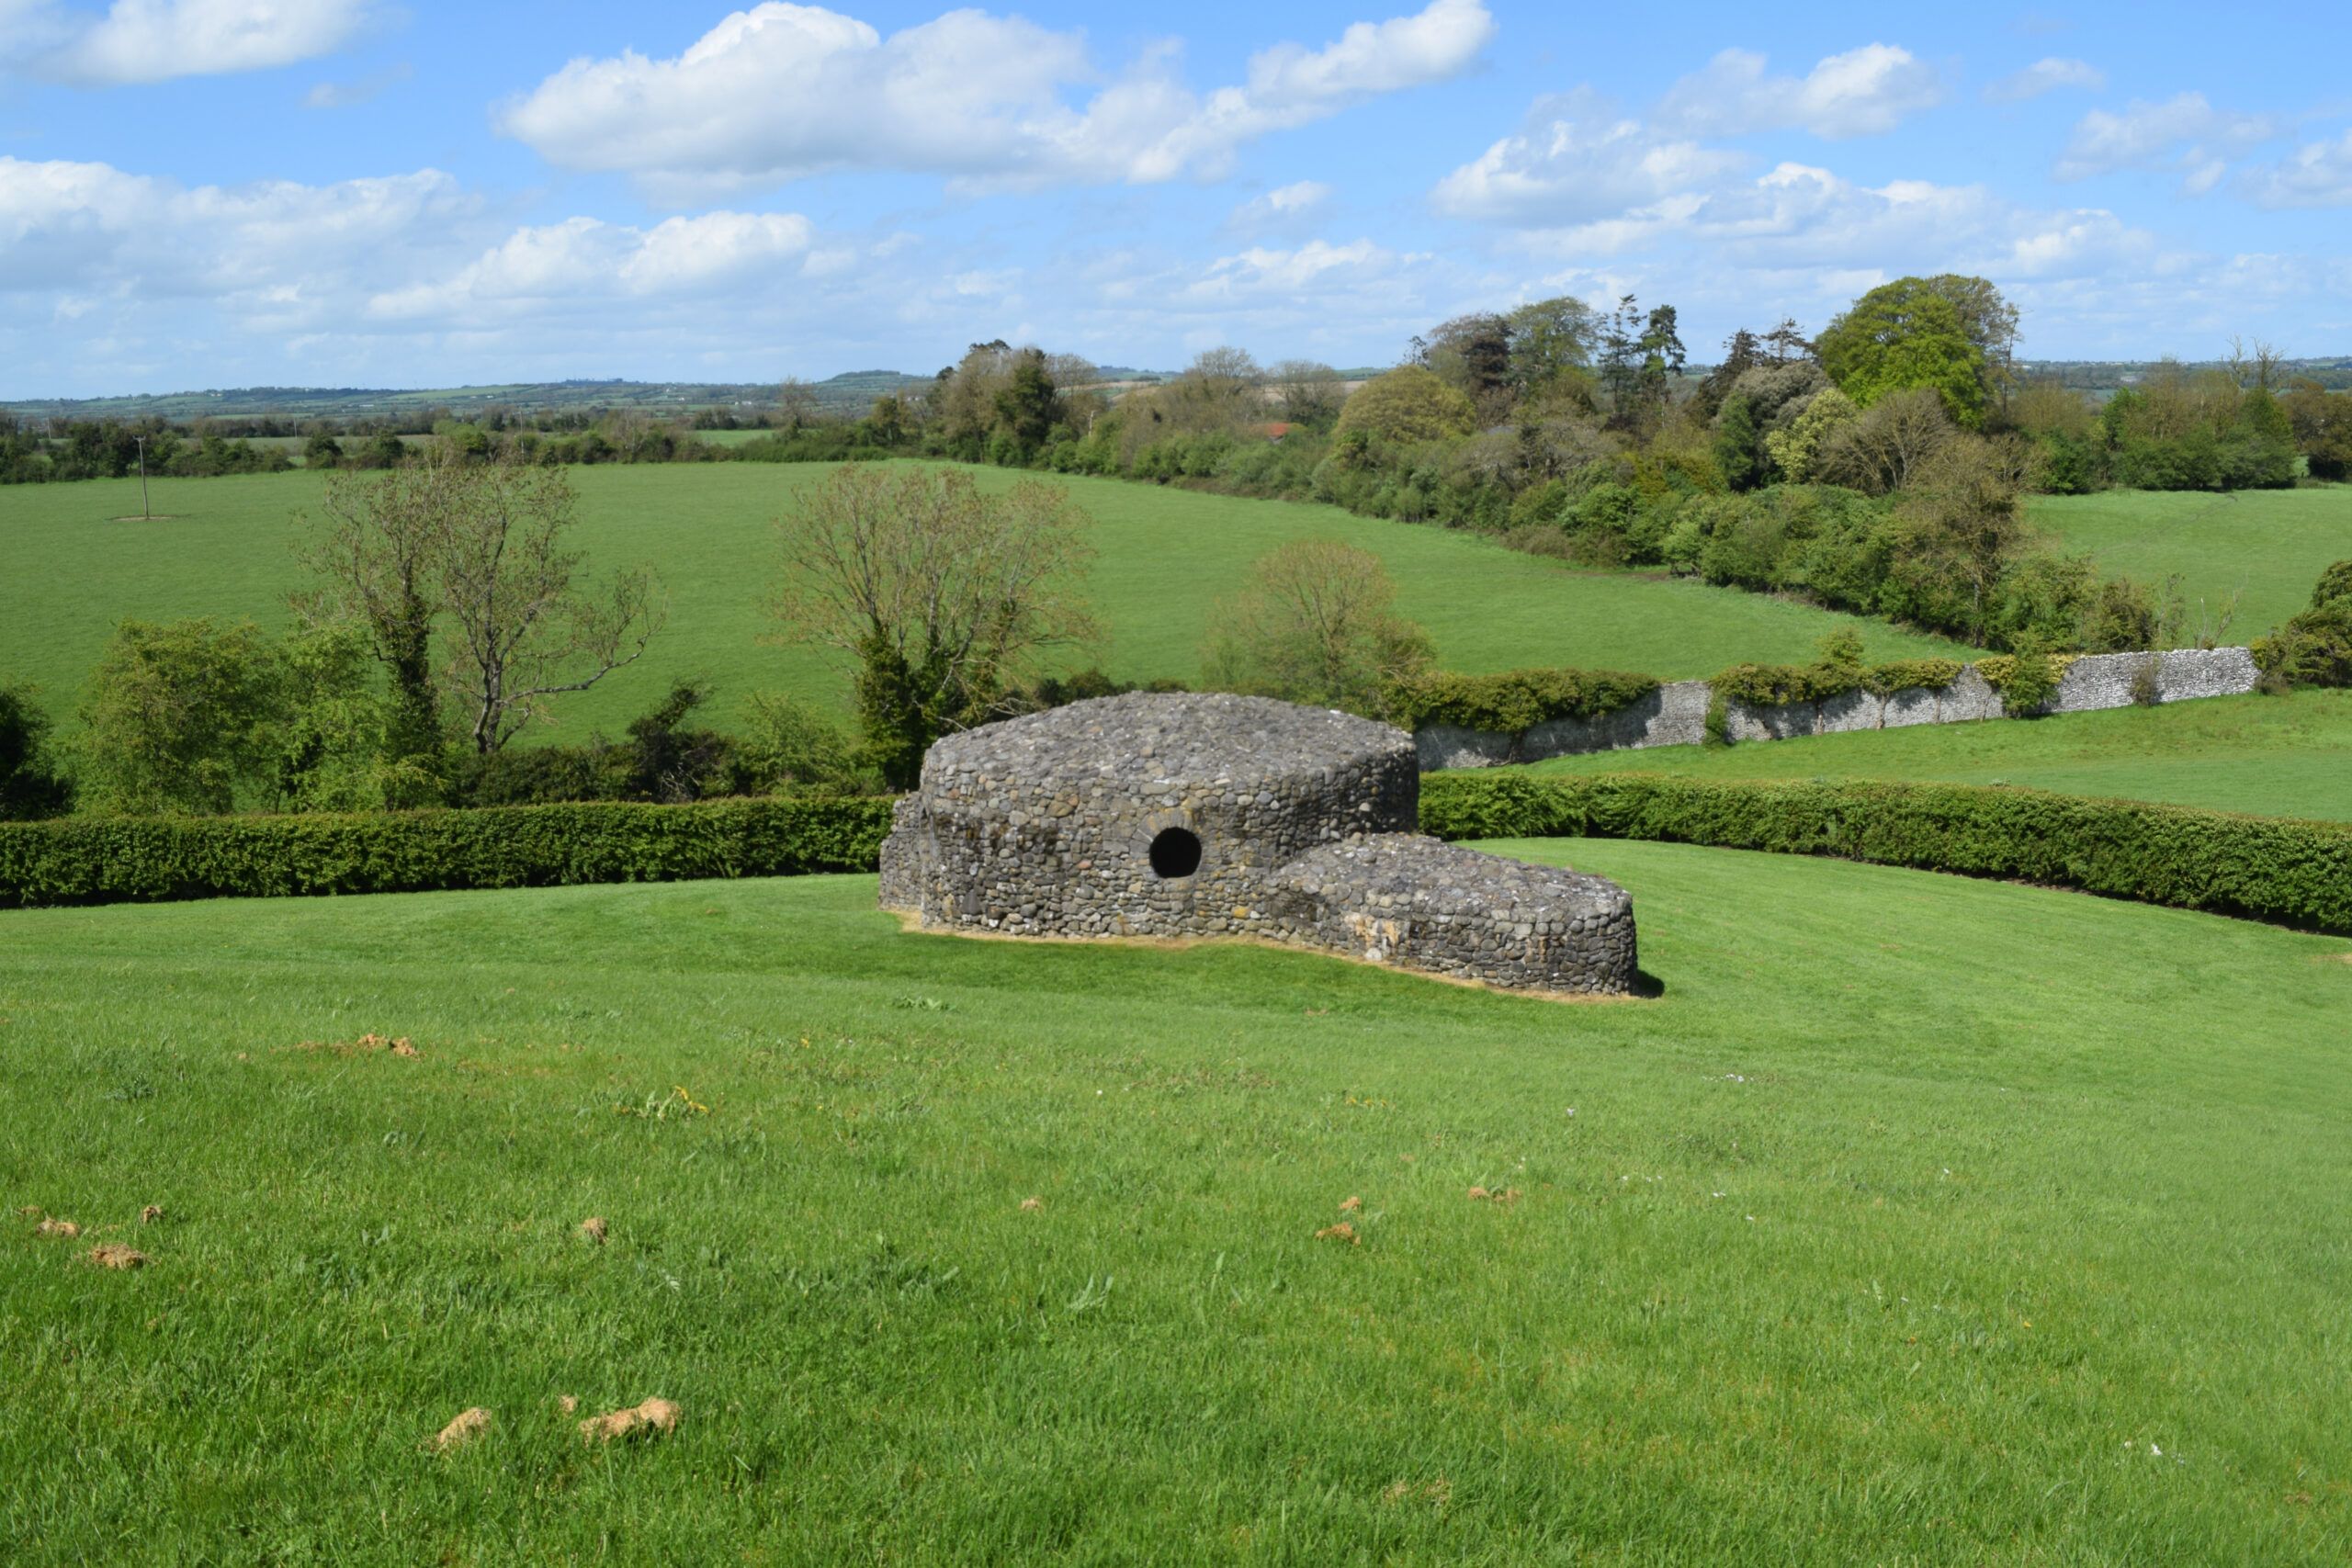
[580,1397,680,1444]
[432,1407,492,1452]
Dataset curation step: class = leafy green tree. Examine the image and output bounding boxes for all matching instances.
[1333,366,1477,445]
[269,621,439,812]
[1503,297,1600,399]
[1713,395,1766,491]
[2225,387,2298,489]
[74,618,287,816]
[305,454,449,761]
[0,682,71,820]
[1881,437,2035,645]
[865,394,907,447]
[1201,538,1432,716]
[2255,561,2352,688]
[1598,296,1686,434]
[738,690,874,795]
[1268,361,1346,428]
[992,348,1059,458]
[1917,274,2021,407]
[1817,279,1991,427]
[1694,328,1767,418]
[1415,312,1513,418]
[2284,380,2352,481]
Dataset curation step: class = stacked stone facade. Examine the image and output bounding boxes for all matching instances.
[1418,646,2263,770]
[879,692,1638,996]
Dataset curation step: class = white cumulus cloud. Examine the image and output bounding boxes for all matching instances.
[1227,179,1333,233]
[1521,159,2153,288]
[368,210,818,321]
[2054,92,2278,183]
[1187,238,1403,300]
[0,154,469,299]
[1433,90,1744,224]
[1657,43,1944,140]
[14,0,376,85]
[496,0,1494,198]
[1984,57,2104,104]
[2234,129,2352,209]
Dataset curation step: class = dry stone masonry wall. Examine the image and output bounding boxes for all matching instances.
[1419,646,2261,770]
[880,692,1639,996]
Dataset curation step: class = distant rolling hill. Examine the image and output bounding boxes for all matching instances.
[0,370,933,422]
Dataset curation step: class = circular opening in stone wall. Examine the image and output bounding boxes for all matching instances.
[1148,827,1204,879]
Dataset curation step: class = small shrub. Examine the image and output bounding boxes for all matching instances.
[1977,640,2069,716]
[1384,667,1659,734]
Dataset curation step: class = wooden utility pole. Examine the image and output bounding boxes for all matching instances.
[133,434,151,520]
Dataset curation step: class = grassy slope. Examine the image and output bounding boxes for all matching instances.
[1521,688,2352,824]
[1,844,2346,1561]
[2029,487,2352,637]
[2,466,1968,738]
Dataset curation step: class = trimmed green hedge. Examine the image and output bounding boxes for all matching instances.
[0,795,897,908]
[1709,656,1967,708]
[1385,666,1660,733]
[1419,772,2352,934]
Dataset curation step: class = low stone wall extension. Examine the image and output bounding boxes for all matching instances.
[2045,647,2260,714]
[1721,668,2001,743]
[1416,681,1710,769]
[1420,646,2260,770]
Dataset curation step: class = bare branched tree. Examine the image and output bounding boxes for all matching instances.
[1819,386,1954,494]
[772,464,1098,786]
[304,446,664,756]
[430,459,665,754]
[1201,538,1432,716]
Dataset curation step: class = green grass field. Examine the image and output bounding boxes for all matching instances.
[1520,688,2352,824]
[2,465,1968,739]
[2030,487,2352,639]
[2,842,2346,1561]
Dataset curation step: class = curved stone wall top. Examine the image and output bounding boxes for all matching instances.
[922,692,1415,801]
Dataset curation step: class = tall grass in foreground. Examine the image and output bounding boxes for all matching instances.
[2,840,2347,1562]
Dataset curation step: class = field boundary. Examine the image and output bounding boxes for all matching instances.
[0,795,894,908]
[1419,771,2352,935]
[1416,647,2259,769]
[8,771,2351,938]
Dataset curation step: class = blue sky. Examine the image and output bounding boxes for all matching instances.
[3,0,2347,397]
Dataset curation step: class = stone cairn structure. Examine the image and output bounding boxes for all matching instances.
[879,692,1638,996]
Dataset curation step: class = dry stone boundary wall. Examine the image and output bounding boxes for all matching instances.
[1416,647,2259,771]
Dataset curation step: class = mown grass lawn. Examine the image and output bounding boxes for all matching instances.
[1519,688,2352,824]
[3,841,2346,1562]
[2029,486,2352,639]
[2,465,1967,739]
